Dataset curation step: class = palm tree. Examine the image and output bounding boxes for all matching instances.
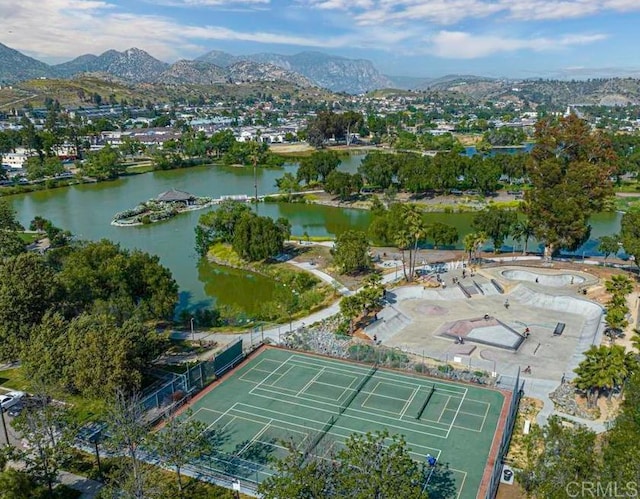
[463,233,476,263]
[631,329,640,353]
[605,274,634,297]
[574,345,635,406]
[512,219,534,255]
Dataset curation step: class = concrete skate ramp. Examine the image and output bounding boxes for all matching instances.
[509,285,605,377]
[502,269,585,287]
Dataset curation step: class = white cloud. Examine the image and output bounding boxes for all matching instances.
[429,31,608,59]
[148,0,269,6]
[304,0,640,24]
[0,0,412,62]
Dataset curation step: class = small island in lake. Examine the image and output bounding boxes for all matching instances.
[112,188,215,226]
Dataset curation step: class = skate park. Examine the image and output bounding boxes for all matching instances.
[366,264,604,382]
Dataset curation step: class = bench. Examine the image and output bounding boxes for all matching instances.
[553,322,566,336]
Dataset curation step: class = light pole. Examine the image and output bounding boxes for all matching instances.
[190,317,195,342]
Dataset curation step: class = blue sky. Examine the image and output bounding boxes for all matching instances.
[2,0,640,78]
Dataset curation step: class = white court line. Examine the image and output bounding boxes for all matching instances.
[478,400,491,433]
[335,374,359,404]
[232,403,444,456]
[360,381,381,410]
[445,387,468,439]
[288,355,467,396]
[239,389,450,439]
[236,419,273,456]
[268,365,296,387]
[249,354,296,395]
[400,386,420,419]
[251,383,451,434]
[296,367,325,397]
[436,395,451,423]
[238,358,283,381]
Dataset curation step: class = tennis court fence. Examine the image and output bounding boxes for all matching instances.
[141,338,250,421]
[485,369,523,499]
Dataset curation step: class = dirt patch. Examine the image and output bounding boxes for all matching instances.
[505,397,543,469]
[497,481,527,499]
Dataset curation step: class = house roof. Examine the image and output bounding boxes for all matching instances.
[156,188,195,202]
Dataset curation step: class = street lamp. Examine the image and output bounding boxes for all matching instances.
[190,317,195,342]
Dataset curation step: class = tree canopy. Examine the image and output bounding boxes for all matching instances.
[259,430,428,499]
[524,114,616,258]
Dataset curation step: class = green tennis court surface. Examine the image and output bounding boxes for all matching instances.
[187,348,506,499]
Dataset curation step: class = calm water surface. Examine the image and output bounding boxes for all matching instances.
[6,154,622,313]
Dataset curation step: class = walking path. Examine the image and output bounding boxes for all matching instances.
[172,252,624,432]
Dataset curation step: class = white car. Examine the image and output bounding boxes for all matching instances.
[0,391,25,411]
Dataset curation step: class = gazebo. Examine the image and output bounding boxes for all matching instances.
[156,188,196,206]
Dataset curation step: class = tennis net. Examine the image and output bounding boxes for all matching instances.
[415,385,436,419]
[303,415,337,457]
[339,365,377,415]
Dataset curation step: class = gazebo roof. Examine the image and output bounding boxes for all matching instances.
[156,188,195,202]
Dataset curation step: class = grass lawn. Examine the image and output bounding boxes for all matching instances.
[18,232,41,244]
[613,181,640,193]
[614,196,640,212]
[0,366,108,423]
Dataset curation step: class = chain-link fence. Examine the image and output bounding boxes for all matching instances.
[485,370,523,499]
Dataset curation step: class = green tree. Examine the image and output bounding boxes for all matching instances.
[259,430,427,499]
[511,219,534,255]
[426,222,458,249]
[391,204,426,282]
[621,210,640,269]
[463,232,487,262]
[598,235,621,265]
[0,469,39,498]
[573,345,636,406]
[0,199,23,232]
[81,144,125,180]
[275,172,301,196]
[194,200,252,256]
[524,114,615,260]
[472,206,517,253]
[11,397,75,496]
[332,230,371,275]
[299,151,341,183]
[66,314,165,397]
[57,240,178,322]
[601,371,640,486]
[519,416,599,498]
[149,411,214,495]
[232,213,288,261]
[605,274,634,298]
[358,152,396,189]
[0,253,60,361]
[104,391,158,499]
[325,171,363,201]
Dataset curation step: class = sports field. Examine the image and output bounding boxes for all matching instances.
[186,347,506,499]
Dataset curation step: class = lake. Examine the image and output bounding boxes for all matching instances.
[6,153,622,314]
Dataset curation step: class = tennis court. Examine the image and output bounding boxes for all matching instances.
[186,347,506,499]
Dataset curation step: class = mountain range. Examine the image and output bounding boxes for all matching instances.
[4,42,640,105]
[0,43,391,93]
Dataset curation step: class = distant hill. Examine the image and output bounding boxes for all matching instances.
[197,49,393,93]
[418,76,640,106]
[385,75,433,90]
[157,60,228,85]
[54,48,169,82]
[0,42,54,83]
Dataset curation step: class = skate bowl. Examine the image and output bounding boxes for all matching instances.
[501,269,585,287]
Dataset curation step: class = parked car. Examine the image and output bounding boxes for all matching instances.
[0,391,25,411]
